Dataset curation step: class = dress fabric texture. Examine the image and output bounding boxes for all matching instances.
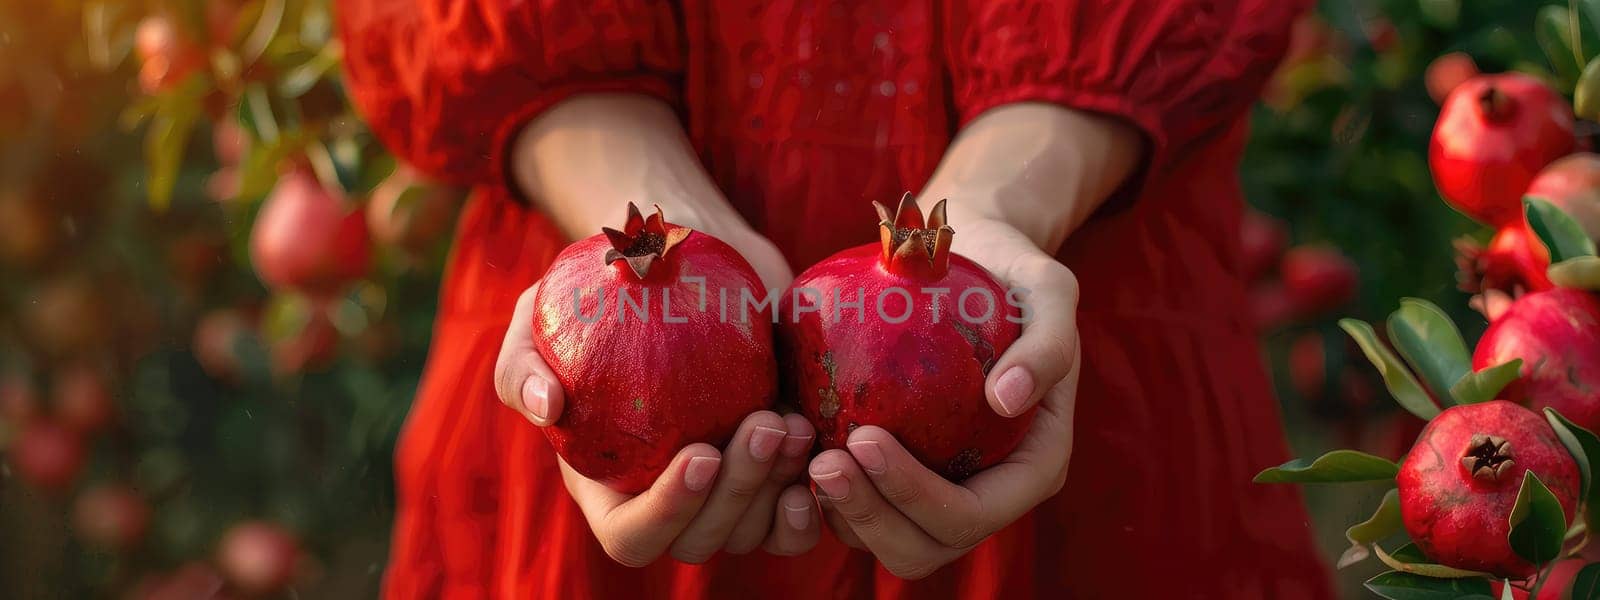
[337,0,1334,597]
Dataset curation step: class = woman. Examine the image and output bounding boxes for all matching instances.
[338,1,1332,597]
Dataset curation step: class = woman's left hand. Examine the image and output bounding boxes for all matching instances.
[807,217,1081,580]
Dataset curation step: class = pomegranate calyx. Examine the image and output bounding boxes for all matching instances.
[1461,433,1517,483]
[601,203,691,279]
[1477,86,1515,122]
[874,192,954,278]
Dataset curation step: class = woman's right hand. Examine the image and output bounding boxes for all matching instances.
[493,267,816,566]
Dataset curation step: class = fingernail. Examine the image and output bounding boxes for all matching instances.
[994,366,1034,417]
[784,501,812,530]
[524,377,551,422]
[780,433,814,458]
[847,441,887,475]
[684,456,721,492]
[749,426,785,462]
[811,469,849,500]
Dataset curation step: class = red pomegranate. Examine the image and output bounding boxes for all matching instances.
[1397,401,1580,578]
[1280,245,1359,318]
[532,203,776,493]
[52,364,115,434]
[1472,288,1600,432]
[8,420,85,491]
[1430,73,1574,227]
[1364,18,1397,54]
[250,170,371,297]
[1239,209,1289,282]
[216,521,300,595]
[135,15,206,94]
[1426,53,1479,105]
[73,484,150,550]
[1456,222,1554,295]
[778,195,1026,481]
[1526,153,1600,243]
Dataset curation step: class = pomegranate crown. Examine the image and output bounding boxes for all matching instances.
[874,192,953,278]
[602,203,691,279]
[1460,433,1517,484]
[1475,84,1515,122]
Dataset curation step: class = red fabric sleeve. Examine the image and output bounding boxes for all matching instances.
[336,0,683,189]
[944,0,1310,176]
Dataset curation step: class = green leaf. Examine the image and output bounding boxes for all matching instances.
[243,83,280,145]
[241,0,286,65]
[1509,470,1569,567]
[1538,5,1584,86]
[1364,571,1493,599]
[1578,56,1600,121]
[1526,198,1599,263]
[1417,0,1459,29]
[1501,579,1515,600]
[1547,409,1600,538]
[1550,257,1600,291]
[1375,543,1495,579]
[144,101,200,212]
[1583,0,1600,50]
[1341,319,1441,420]
[1390,543,1433,564]
[1571,563,1600,600]
[1388,298,1471,404]
[1339,489,1403,568]
[279,45,341,99]
[1451,360,1524,406]
[1254,450,1400,484]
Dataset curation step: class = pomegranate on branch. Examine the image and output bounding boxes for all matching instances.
[250,170,372,298]
[1397,401,1580,578]
[216,521,301,596]
[1472,288,1600,433]
[1430,73,1574,227]
[73,484,150,551]
[1455,221,1554,295]
[1526,153,1600,243]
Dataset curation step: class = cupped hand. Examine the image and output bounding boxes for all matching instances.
[492,229,813,566]
[809,218,1081,579]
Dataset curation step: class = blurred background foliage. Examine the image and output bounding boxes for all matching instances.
[0,0,1585,597]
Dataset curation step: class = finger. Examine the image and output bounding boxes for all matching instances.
[986,254,1080,418]
[669,412,788,563]
[493,283,565,426]
[762,485,821,556]
[724,413,816,554]
[561,444,722,567]
[964,350,1080,527]
[809,450,957,580]
[844,426,987,549]
[817,496,865,550]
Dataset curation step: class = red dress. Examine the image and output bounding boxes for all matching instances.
[339,1,1333,597]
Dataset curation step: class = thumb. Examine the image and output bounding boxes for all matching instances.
[494,282,567,426]
[985,255,1080,418]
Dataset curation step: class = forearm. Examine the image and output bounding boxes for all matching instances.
[509,94,752,241]
[924,103,1143,254]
